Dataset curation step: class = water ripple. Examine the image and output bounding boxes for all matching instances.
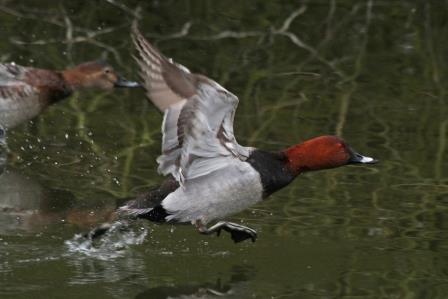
[64,222,148,260]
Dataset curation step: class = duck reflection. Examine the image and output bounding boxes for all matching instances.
[135,266,253,299]
[0,167,116,234]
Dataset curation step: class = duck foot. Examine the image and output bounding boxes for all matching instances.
[198,221,257,243]
[83,222,113,239]
[83,221,129,240]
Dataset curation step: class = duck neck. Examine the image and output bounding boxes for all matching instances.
[61,68,85,91]
[284,143,311,174]
[22,68,72,105]
[39,71,72,104]
[246,149,298,197]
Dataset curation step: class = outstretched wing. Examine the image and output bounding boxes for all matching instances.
[132,28,194,111]
[132,25,250,184]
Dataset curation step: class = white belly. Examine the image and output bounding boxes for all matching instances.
[162,159,263,224]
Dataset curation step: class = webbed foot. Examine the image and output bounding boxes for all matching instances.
[83,222,113,239]
[83,221,129,240]
[198,221,257,243]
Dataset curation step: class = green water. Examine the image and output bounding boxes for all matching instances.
[1,1,448,298]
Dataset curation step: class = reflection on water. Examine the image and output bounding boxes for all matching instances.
[135,266,253,299]
[66,247,148,286]
[0,167,117,235]
[0,167,44,233]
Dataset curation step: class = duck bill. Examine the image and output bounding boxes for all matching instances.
[348,149,378,164]
[114,76,141,88]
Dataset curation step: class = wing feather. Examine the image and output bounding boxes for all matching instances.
[0,64,41,128]
[0,63,39,99]
[132,24,251,185]
[132,24,196,111]
[0,64,38,102]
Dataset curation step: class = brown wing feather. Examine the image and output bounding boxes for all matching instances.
[0,64,40,109]
[132,24,198,111]
[0,84,35,102]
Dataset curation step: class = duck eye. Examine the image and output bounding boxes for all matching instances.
[104,68,111,74]
[337,143,345,150]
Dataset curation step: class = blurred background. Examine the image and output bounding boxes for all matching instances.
[0,0,447,298]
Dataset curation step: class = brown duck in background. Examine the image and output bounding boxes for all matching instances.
[0,60,140,146]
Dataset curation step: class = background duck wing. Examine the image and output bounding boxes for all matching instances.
[0,64,40,128]
[0,64,38,103]
[132,25,250,185]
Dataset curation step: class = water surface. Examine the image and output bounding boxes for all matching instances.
[1,1,448,298]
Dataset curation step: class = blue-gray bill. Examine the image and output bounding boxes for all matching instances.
[349,151,378,164]
[114,76,141,88]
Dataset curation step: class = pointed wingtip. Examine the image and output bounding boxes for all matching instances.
[131,20,156,57]
[131,20,142,43]
[131,19,139,35]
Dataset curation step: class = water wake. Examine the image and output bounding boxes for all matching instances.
[65,221,148,260]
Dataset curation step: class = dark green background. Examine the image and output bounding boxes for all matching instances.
[0,1,447,298]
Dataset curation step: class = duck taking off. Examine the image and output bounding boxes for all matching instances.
[90,24,378,243]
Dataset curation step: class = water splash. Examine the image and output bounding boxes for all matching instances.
[65,222,148,260]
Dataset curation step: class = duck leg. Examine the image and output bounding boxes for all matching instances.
[83,220,134,241]
[196,220,257,243]
[83,222,114,239]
